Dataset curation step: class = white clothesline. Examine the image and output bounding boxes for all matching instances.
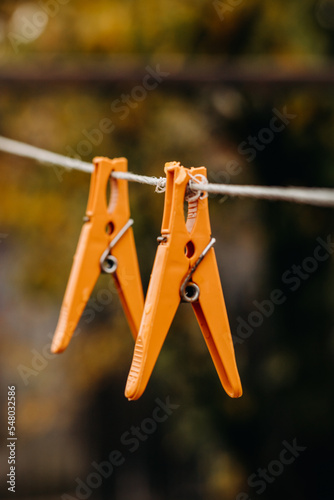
[1,135,334,207]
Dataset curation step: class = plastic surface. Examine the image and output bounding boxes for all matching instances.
[51,157,144,354]
[125,163,242,400]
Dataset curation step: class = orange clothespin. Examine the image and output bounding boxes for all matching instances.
[51,157,144,354]
[125,162,242,400]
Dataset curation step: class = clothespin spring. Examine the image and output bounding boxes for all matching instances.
[100,218,134,274]
[180,237,216,303]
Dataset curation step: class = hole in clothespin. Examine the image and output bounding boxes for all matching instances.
[105,222,115,235]
[184,241,195,258]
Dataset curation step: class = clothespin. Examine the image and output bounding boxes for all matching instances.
[125,162,242,400]
[51,157,144,354]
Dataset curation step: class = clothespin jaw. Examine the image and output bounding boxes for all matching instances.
[125,162,242,400]
[51,157,144,354]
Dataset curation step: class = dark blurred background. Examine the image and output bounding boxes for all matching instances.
[0,1,334,499]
